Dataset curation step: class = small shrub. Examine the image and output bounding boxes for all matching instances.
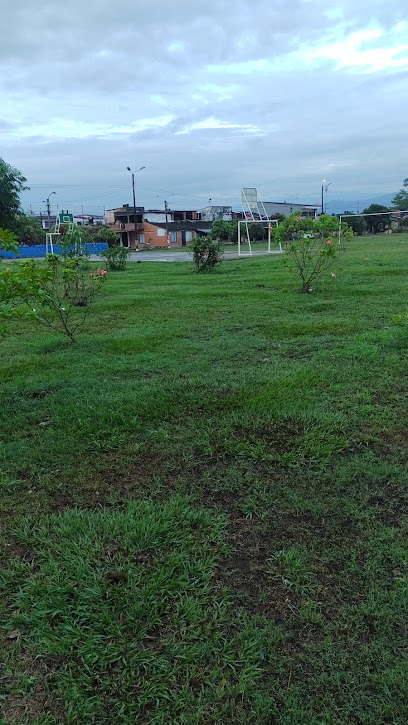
[1,255,106,342]
[100,246,130,271]
[190,236,223,272]
[274,214,352,293]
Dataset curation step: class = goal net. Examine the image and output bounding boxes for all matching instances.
[239,187,282,256]
[338,209,408,243]
[237,218,280,256]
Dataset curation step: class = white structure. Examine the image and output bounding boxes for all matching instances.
[239,188,280,256]
[45,210,76,254]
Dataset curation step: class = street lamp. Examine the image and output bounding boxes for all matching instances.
[321,180,332,215]
[126,166,145,249]
[325,182,332,215]
[42,191,56,231]
[156,194,175,247]
[289,196,300,214]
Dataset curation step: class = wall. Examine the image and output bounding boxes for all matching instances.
[0,242,109,259]
[198,206,232,221]
[143,221,171,247]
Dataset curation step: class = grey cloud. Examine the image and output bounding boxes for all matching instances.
[1,0,408,214]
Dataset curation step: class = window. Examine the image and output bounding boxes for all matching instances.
[185,231,193,242]
[139,233,145,244]
[157,228,165,236]
[171,231,177,243]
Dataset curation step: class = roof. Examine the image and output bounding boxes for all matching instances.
[148,220,212,231]
[107,206,145,213]
[264,201,317,209]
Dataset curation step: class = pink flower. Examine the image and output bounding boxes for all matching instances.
[89,273,94,278]
[331,273,336,278]
[96,268,107,277]
[326,239,333,245]
[295,216,301,221]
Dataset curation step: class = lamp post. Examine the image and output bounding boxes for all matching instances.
[325,182,332,215]
[321,180,332,215]
[126,166,145,249]
[43,191,56,231]
[289,196,300,214]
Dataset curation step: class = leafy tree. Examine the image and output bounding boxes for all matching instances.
[227,220,238,244]
[58,224,88,260]
[362,204,390,234]
[0,229,19,256]
[12,214,45,246]
[392,179,408,211]
[0,158,28,229]
[248,222,266,241]
[83,225,119,248]
[0,159,46,246]
[343,212,365,236]
[210,220,233,242]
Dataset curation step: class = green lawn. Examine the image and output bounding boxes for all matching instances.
[1,234,408,724]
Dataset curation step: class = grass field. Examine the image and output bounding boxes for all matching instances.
[1,233,408,724]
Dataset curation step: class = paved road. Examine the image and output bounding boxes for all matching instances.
[91,249,283,263]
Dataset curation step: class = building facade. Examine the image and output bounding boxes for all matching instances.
[197,206,233,222]
[105,205,209,248]
[258,202,318,218]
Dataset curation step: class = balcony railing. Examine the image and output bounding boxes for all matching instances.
[109,222,144,232]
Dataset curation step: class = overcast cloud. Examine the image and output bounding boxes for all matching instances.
[1,0,407,214]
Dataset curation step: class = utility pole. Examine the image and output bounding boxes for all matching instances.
[321,180,325,215]
[43,191,56,230]
[127,166,145,249]
[157,194,174,247]
[164,200,169,247]
[131,171,137,249]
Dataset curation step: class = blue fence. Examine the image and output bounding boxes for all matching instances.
[0,242,109,260]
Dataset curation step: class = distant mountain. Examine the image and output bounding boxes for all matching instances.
[326,192,397,215]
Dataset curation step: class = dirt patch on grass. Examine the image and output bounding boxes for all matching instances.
[368,483,408,528]
[233,418,306,457]
[215,505,363,622]
[2,650,63,725]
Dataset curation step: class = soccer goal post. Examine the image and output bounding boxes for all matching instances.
[338,209,408,244]
[237,219,280,256]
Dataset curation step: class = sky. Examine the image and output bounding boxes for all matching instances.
[1,0,408,216]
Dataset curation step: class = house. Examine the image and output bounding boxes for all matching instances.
[105,204,144,247]
[144,220,211,248]
[197,206,234,222]
[105,205,209,248]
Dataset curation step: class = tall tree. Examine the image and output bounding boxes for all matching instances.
[0,158,28,229]
[362,204,390,234]
[392,178,408,211]
[343,211,365,236]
